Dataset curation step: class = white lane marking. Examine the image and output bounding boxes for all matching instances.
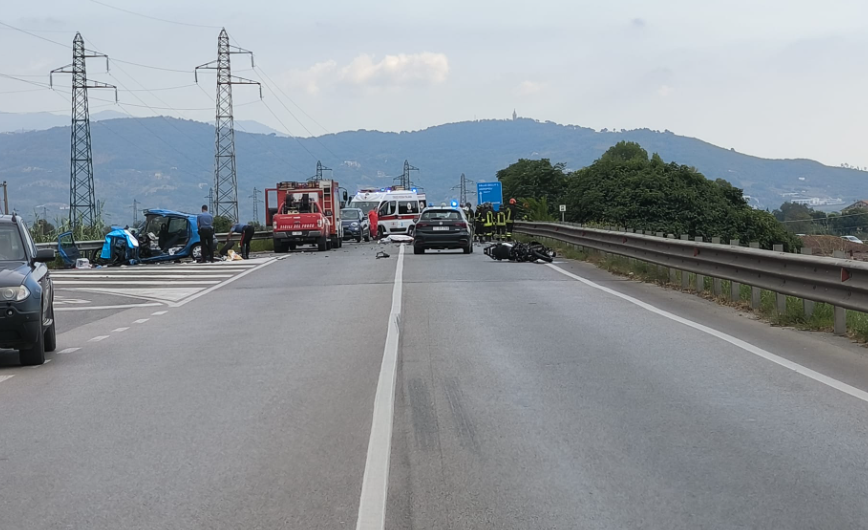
[58,348,80,354]
[62,287,204,303]
[54,280,221,285]
[133,319,149,324]
[50,274,233,279]
[355,245,404,530]
[173,258,277,307]
[55,303,164,312]
[112,327,130,333]
[547,264,868,405]
[152,311,168,316]
[88,335,109,342]
[30,359,52,368]
[0,375,14,384]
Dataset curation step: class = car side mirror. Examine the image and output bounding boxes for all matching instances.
[34,248,56,263]
[342,190,348,202]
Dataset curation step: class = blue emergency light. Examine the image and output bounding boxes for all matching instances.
[451,200,459,208]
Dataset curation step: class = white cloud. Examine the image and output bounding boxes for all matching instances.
[515,80,546,96]
[657,84,674,97]
[285,53,449,95]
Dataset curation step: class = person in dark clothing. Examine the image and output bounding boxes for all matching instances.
[196,205,215,263]
[228,222,255,259]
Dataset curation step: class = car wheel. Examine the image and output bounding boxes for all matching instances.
[378,226,386,239]
[19,307,46,366]
[318,236,328,251]
[191,243,202,261]
[44,306,57,353]
[414,245,425,255]
[463,243,472,254]
[274,241,289,254]
[356,235,362,243]
[364,233,370,242]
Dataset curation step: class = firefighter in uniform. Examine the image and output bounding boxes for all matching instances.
[495,207,507,241]
[484,206,496,242]
[505,198,516,241]
[474,206,485,242]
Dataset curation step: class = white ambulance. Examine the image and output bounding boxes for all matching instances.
[348,186,427,237]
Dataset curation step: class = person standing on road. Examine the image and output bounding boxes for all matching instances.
[368,208,379,240]
[505,198,516,241]
[227,222,256,260]
[197,205,215,263]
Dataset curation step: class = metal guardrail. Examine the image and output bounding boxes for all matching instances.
[515,221,868,323]
[35,231,272,251]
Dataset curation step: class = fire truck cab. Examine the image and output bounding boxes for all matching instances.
[348,186,426,238]
[265,180,347,252]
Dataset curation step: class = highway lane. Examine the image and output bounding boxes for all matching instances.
[388,246,868,529]
[0,243,395,530]
[2,241,868,528]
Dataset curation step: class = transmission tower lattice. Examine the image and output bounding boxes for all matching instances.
[50,32,116,230]
[394,159,419,189]
[195,28,262,223]
[451,173,476,206]
[250,187,261,224]
[309,160,332,182]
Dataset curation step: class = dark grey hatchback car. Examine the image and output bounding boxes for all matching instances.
[0,215,57,365]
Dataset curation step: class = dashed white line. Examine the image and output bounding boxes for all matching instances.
[88,335,109,342]
[0,375,14,384]
[355,245,404,530]
[133,318,149,324]
[112,327,130,333]
[58,348,80,354]
[30,359,52,368]
[152,311,168,316]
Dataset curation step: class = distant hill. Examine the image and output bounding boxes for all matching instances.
[0,116,864,226]
[0,110,128,134]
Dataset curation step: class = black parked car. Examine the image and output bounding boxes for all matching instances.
[0,215,57,365]
[341,208,371,242]
[413,207,474,254]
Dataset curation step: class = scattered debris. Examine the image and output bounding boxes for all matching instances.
[379,235,414,244]
[376,251,390,259]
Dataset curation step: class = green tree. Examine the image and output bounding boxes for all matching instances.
[496,158,568,217]
[31,219,56,238]
[213,215,232,233]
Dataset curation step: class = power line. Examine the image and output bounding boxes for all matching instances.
[259,97,319,163]
[88,0,223,29]
[0,73,51,88]
[253,65,335,137]
[0,20,69,48]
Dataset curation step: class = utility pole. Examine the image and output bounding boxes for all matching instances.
[195,28,262,224]
[451,173,475,206]
[250,187,261,225]
[394,159,419,189]
[50,32,116,231]
[206,188,214,213]
[0,181,7,215]
[309,160,332,182]
[133,199,138,226]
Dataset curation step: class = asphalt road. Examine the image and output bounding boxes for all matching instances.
[2,241,868,529]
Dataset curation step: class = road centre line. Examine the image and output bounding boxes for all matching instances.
[133,319,149,324]
[355,245,404,530]
[58,348,80,354]
[0,375,14,384]
[112,327,130,333]
[88,336,109,342]
[547,263,868,406]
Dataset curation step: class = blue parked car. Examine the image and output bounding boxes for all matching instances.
[137,209,205,263]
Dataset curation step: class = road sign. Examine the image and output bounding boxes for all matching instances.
[559,204,566,212]
[477,182,503,211]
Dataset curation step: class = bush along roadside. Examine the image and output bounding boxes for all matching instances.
[519,235,868,344]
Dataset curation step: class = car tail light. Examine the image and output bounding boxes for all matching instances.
[455,222,467,229]
[416,222,429,228]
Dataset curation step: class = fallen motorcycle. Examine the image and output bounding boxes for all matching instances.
[484,241,556,263]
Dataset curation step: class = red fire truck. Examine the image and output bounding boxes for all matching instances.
[265,180,348,252]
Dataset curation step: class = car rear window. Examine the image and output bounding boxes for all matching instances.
[0,224,26,261]
[421,210,461,220]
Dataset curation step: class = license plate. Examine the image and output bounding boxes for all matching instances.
[433,226,449,231]
[292,231,302,236]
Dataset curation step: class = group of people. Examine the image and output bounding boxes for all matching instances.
[195,205,255,263]
[472,198,518,242]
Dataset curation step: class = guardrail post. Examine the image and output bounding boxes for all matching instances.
[833,250,848,335]
[694,236,705,293]
[749,242,761,309]
[730,239,741,301]
[666,234,677,283]
[680,235,690,289]
[801,247,815,318]
[773,244,787,314]
[711,237,722,296]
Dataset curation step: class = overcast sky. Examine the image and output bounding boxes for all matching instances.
[2,0,867,167]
